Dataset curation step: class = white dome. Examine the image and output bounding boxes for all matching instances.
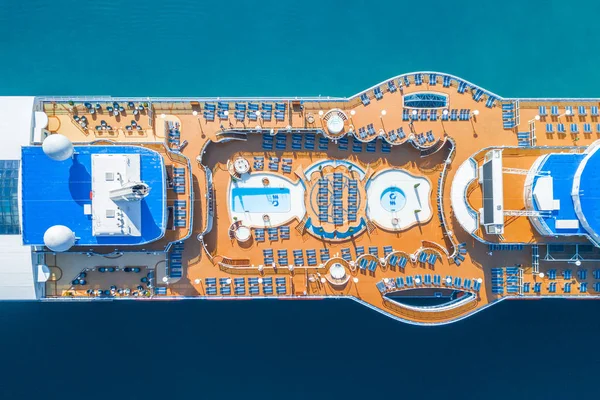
[327,115,344,134]
[329,263,346,280]
[42,134,73,161]
[43,225,76,252]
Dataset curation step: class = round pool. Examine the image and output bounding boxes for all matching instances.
[380,187,407,212]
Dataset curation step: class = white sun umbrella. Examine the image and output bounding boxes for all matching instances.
[194,278,201,284]
[353,277,359,283]
[412,110,418,116]
[477,278,483,284]
[539,272,545,278]
[258,265,264,272]
[350,110,356,116]
[162,276,168,283]
[320,278,326,284]
[224,110,229,116]
[160,113,166,119]
[381,110,387,116]
[256,111,262,118]
[226,278,232,285]
[192,110,198,116]
[318,110,324,116]
[258,277,263,284]
[446,277,452,284]
[288,265,294,272]
[379,257,385,264]
[383,278,389,284]
[414,277,421,284]
[442,109,449,116]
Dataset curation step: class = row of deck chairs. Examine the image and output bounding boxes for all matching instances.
[547,269,589,281]
[488,244,524,251]
[491,268,505,294]
[172,166,185,195]
[413,131,437,146]
[263,131,326,151]
[173,199,187,228]
[340,245,393,262]
[262,248,325,267]
[358,257,379,272]
[540,105,600,117]
[546,122,600,135]
[204,276,284,296]
[357,123,377,139]
[387,127,407,142]
[253,156,264,170]
[348,179,358,223]
[531,281,589,294]
[204,102,286,121]
[334,135,390,153]
[332,173,344,225]
[292,132,312,150]
[505,266,520,294]
[167,121,181,148]
[502,102,516,129]
[168,242,184,278]
[254,226,290,242]
[453,242,467,266]
[417,251,438,266]
[377,274,481,294]
[318,179,329,223]
[387,253,409,269]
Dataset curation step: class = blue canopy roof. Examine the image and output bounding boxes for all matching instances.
[532,153,586,235]
[574,145,600,243]
[21,145,166,247]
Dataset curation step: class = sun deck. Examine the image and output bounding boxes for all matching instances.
[26,72,600,325]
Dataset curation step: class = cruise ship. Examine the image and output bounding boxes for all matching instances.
[3,71,600,325]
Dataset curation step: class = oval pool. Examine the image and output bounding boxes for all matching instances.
[380,187,407,212]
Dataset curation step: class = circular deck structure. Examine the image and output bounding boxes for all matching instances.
[321,109,348,140]
[366,169,431,231]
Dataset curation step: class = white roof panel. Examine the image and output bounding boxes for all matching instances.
[0,235,38,299]
[0,97,35,160]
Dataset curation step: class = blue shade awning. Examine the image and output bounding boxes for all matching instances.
[21,146,166,246]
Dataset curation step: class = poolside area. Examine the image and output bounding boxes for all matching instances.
[228,172,305,227]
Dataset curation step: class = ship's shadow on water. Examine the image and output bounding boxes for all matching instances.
[1,298,599,399]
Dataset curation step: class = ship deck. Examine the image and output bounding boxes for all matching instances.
[39,72,600,324]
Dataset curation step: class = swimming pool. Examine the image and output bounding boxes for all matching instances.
[231,186,291,213]
[380,187,407,212]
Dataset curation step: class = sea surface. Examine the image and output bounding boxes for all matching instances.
[1,0,600,399]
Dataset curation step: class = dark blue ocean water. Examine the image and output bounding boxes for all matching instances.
[2,0,600,398]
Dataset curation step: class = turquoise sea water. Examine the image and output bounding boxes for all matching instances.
[2,0,600,399]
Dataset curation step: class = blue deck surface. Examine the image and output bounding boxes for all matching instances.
[576,147,600,238]
[21,146,166,246]
[533,154,586,235]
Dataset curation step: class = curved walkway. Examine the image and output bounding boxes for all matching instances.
[450,158,479,234]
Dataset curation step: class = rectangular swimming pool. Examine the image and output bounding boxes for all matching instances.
[231,186,291,213]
